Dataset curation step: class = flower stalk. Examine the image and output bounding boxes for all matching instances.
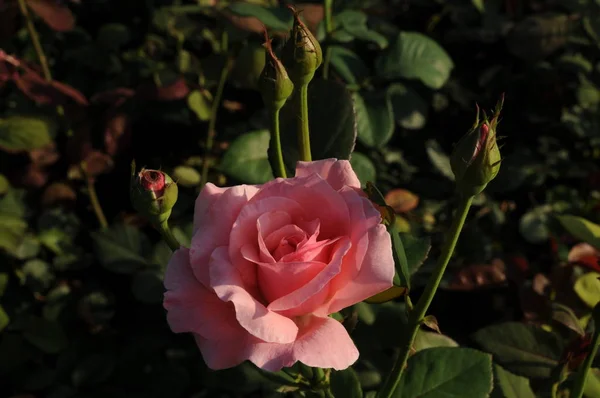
[378,98,504,398]
[258,31,294,178]
[282,6,322,162]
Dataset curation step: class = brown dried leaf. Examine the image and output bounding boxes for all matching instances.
[446,259,506,291]
[422,315,441,334]
[41,182,76,207]
[137,77,189,101]
[26,0,75,32]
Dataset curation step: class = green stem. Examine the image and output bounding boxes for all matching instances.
[17,0,52,80]
[200,33,231,187]
[322,0,333,79]
[298,84,312,162]
[571,330,600,398]
[377,195,474,398]
[158,220,181,251]
[86,175,109,230]
[17,0,70,133]
[270,108,287,178]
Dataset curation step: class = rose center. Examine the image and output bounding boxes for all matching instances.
[272,231,305,261]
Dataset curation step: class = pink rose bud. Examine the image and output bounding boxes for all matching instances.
[130,161,178,225]
[163,159,395,371]
[450,95,503,197]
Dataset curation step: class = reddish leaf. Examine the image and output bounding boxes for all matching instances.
[91,88,135,107]
[80,151,114,178]
[21,142,60,188]
[385,188,420,213]
[104,113,131,157]
[26,0,75,32]
[137,77,189,101]
[560,334,593,371]
[568,243,600,273]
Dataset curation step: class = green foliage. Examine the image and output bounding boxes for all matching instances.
[330,367,363,398]
[220,130,274,184]
[392,347,493,398]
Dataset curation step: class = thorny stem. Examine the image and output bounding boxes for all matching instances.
[200,32,231,187]
[298,84,312,161]
[571,328,600,398]
[270,108,288,178]
[377,195,475,398]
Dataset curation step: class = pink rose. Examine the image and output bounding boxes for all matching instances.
[163,159,394,371]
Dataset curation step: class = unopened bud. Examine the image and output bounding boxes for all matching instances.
[258,31,294,112]
[281,6,322,87]
[130,161,178,225]
[450,96,503,197]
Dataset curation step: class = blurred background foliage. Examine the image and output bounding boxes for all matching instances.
[1,0,600,397]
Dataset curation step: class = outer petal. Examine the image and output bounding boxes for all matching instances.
[190,184,258,286]
[209,246,299,344]
[292,315,359,370]
[295,159,361,191]
[194,333,248,370]
[163,248,240,340]
[325,224,394,314]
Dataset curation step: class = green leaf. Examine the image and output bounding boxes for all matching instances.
[21,259,54,292]
[551,302,585,335]
[172,165,201,187]
[23,316,68,354]
[354,90,394,148]
[376,32,454,89]
[97,23,130,51]
[413,331,458,352]
[472,322,564,378]
[131,270,165,304]
[0,174,9,195]
[91,224,150,274]
[519,206,552,244]
[334,10,387,49]
[330,367,363,398]
[0,273,7,296]
[187,90,211,121]
[387,83,429,130]
[0,305,9,332]
[557,215,600,250]
[329,46,369,84]
[227,3,292,31]
[0,214,27,254]
[425,140,454,180]
[401,233,431,276]
[72,353,116,387]
[392,347,493,398]
[220,130,274,184]
[276,79,357,173]
[0,116,55,152]
[491,364,535,398]
[350,152,376,188]
[574,272,600,308]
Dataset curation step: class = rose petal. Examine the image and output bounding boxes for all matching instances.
[295,159,361,191]
[210,246,299,344]
[268,238,351,317]
[258,260,327,303]
[163,248,240,340]
[292,315,359,370]
[229,197,306,288]
[249,174,350,240]
[191,184,258,286]
[194,333,248,370]
[196,315,359,371]
[326,224,394,314]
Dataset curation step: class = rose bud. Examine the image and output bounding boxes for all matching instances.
[281,6,322,87]
[130,163,178,225]
[450,96,503,197]
[258,31,294,112]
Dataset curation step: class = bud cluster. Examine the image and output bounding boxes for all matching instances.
[258,6,322,109]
